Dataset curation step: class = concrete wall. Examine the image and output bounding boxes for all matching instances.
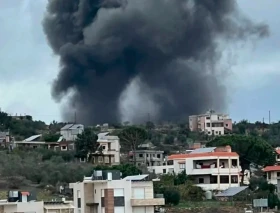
[3,201,44,213]
[147,165,174,174]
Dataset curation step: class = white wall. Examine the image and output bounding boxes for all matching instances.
[4,201,44,213]
[267,171,279,185]
[147,165,174,174]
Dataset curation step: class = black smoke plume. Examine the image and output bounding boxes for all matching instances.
[43,0,268,124]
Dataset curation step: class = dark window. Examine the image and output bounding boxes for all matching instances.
[220,176,229,183]
[210,176,217,184]
[102,146,106,149]
[77,198,81,208]
[101,197,104,207]
[114,197,125,206]
[163,169,166,174]
[232,159,237,167]
[268,172,271,179]
[219,131,221,135]
[206,123,210,127]
[139,154,143,157]
[231,175,238,183]
[198,178,204,183]
[206,117,210,120]
[157,154,161,158]
[277,172,280,177]
[146,154,149,157]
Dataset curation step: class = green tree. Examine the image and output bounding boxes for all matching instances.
[164,135,174,144]
[163,187,180,206]
[75,128,98,160]
[207,135,276,182]
[119,127,148,165]
[146,121,155,130]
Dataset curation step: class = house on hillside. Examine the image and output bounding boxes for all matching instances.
[0,131,10,147]
[129,150,165,167]
[148,146,242,191]
[189,110,232,135]
[60,124,84,141]
[89,132,120,165]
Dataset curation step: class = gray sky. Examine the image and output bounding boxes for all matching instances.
[0,0,279,124]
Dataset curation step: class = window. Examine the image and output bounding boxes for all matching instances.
[206,117,210,120]
[61,146,67,150]
[231,175,238,183]
[206,123,210,127]
[210,176,217,183]
[114,189,124,197]
[220,176,229,183]
[77,190,81,208]
[102,146,106,150]
[208,131,211,135]
[80,158,85,162]
[219,131,221,135]
[179,163,185,169]
[163,169,166,174]
[157,154,161,158]
[198,178,204,184]
[105,157,109,163]
[146,154,149,157]
[98,156,103,162]
[215,131,218,134]
[268,172,271,179]
[225,123,229,127]
[277,172,280,177]
[139,154,143,157]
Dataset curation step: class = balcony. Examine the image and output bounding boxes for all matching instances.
[131,198,165,206]
[190,167,239,175]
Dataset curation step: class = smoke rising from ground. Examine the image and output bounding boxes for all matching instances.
[43,0,268,124]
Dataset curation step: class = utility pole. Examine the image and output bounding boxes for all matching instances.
[262,117,265,133]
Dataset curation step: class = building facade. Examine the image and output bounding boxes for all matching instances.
[263,165,280,185]
[129,150,164,167]
[70,170,164,213]
[90,132,120,166]
[148,146,241,191]
[189,110,232,135]
[60,124,84,142]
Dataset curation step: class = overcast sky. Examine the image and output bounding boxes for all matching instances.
[0,0,279,124]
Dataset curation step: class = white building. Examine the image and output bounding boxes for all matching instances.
[148,146,241,191]
[90,132,120,165]
[189,110,232,136]
[70,170,164,213]
[0,191,74,213]
[263,165,280,185]
[60,124,84,141]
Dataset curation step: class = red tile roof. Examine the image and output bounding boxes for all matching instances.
[276,150,280,155]
[263,165,280,172]
[168,152,238,160]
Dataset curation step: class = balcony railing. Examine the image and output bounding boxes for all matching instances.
[131,198,165,206]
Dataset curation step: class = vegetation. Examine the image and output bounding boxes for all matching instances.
[75,128,98,159]
[207,135,276,171]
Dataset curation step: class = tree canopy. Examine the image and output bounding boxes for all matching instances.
[207,135,276,169]
[75,128,98,159]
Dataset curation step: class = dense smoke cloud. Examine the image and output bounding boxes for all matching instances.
[43,0,268,124]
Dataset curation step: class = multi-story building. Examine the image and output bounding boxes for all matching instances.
[60,124,84,141]
[90,132,120,166]
[148,146,241,191]
[70,170,165,213]
[128,150,164,167]
[189,110,232,136]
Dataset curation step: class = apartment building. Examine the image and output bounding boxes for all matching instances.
[90,132,120,166]
[189,110,232,135]
[128,150,164,167]
[70,170,164,213]
[263,165,280,185]
[148,146,241,191]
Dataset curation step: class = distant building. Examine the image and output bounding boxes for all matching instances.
[129,150,165,167]
[0,131,10,147]
[263,165,280,185]
[189,110,232,135]
[60,124,84,141]
[90,132,120,166]
[70,170,164,213]
[148,146,242,191]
